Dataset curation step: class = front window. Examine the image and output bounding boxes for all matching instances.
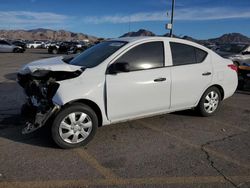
[69,41,127,68]
[114,41,165,71]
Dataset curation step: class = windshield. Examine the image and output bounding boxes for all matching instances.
[219,44,247,53]
[69,41,127,67]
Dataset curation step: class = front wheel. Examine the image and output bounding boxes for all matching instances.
[51,103,98,149]
[197,87,221,117]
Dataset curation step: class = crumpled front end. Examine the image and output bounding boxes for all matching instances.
[17,67,84,134]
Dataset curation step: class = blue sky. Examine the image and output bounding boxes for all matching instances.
[0,0,250,39]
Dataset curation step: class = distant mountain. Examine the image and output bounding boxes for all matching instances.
[120,29,250,44]
[0,28,98,42]
[120,29,156,37]
[208,33,250,44]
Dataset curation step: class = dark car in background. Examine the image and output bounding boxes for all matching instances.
[0,40,24,53]
[48,41,88,54]
[12,41,27,51]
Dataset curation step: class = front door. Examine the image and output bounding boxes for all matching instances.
[106,41,171,122]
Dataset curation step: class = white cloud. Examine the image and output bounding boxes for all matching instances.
[0,11,71,29]
[175,7,250,20]
[82,7,250,24]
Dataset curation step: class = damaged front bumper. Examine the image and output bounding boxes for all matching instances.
[17,56,84,134]
[17,71,62,134]
[22,104,60,134]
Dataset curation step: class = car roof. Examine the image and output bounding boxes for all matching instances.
[111,36,167,43]
[110,36,198,45]
[110,36,208,51]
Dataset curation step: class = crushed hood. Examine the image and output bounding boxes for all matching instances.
[19,56,80,74]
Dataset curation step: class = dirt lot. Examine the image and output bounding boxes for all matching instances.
[0,49,250,188]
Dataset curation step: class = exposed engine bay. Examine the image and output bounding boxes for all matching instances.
[17,68,84,134]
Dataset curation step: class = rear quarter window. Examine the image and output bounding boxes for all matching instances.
[195,48,208,63]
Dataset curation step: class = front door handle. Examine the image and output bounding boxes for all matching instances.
[202,72,211,76]
[154,78,166,82]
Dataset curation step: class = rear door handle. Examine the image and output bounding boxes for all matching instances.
[154,78,166,82]
[202,72,211,76]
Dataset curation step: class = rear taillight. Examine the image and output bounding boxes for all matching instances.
[228,64,238,72]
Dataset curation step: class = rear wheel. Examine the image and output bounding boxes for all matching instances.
[51,103,98,149]
[197,87,221,117]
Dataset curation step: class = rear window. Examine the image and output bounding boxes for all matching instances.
[170,42,207,66]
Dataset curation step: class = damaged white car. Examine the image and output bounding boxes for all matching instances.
[17,37,238,149]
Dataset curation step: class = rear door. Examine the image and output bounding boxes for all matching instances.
[106,41,171,122]
[169,42,212,109]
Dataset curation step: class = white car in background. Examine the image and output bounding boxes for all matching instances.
[216,43,250,66]
[17,37,238,148]
[26,41,44,49]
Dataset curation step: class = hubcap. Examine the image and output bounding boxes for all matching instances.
[204,91,219,113]
[59,112,92,144]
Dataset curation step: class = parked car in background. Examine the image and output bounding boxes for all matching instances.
[0,40,24,53]
[12,40,27,51]
[17,37,238,148]
[26,41,44,49]
[41,41,55,49]
[238,64,250,90]
[48,41,87,54]
[216,43,250,66]
[204,44,219,51]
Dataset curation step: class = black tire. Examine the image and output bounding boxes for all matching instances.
[196,87,221,117]
[52,49,58,54]
[51,103,98,149]
[31,46,34,49]
[13,48,18,53]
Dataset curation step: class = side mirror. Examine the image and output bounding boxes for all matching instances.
[108,62,130,74]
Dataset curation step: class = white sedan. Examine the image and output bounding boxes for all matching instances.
[18,37,238,148]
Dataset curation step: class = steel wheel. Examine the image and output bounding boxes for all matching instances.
[52,103,98,149]
[204,91,219,113]
[59,112,92,144]
[197,87,222,117]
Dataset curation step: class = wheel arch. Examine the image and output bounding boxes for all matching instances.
[201,84,225,101]
[211,84,225,100]
[65,99,103,127]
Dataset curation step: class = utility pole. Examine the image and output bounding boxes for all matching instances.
[169,0,175,37]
